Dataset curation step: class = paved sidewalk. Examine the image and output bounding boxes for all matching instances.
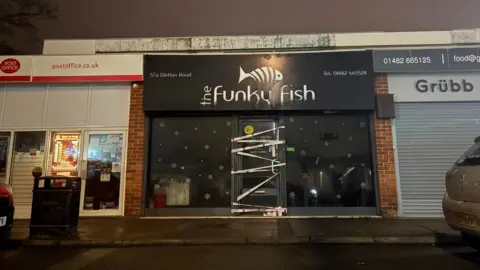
[10,217,463,247]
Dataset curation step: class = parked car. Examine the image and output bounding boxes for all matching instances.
[0,181,14,247]
[443,136,480,251]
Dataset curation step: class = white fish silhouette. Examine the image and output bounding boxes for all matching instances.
[238,66,283,84]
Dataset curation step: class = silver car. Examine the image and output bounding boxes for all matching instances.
[443,137,480,251]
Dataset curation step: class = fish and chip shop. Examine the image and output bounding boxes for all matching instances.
[142,51,386,217]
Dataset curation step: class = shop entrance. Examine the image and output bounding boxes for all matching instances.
[231,118,287,216]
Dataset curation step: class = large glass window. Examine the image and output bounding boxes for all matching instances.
[284,114,375,208]
[0,132,10,183]
[148,117,232,208]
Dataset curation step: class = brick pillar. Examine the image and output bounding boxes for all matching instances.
[374,74,398,217]
[125,82,145,216]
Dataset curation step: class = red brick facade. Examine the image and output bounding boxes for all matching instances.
[374,74,398,217]
[125,82,144,216]
[124,76,399,217]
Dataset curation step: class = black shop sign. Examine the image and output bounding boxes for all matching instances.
[143,51,375,111]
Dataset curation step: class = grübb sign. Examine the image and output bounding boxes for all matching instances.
[415,79,473,93]
[388,73,480,102]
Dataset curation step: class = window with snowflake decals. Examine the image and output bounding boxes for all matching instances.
[148,117,232,208]
[283,114,375,208]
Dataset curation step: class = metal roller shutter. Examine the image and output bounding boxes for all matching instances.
[395,102,480,217]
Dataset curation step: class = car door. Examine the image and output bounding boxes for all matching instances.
[451,143,480,203]
[446,165,465,201]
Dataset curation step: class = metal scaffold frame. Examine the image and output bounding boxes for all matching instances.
[231,125,287,216]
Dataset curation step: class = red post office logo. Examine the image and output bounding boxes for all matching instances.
[0,58,21,74]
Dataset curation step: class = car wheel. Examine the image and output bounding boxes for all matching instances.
[0,228,11,248]
[462,232,480,252]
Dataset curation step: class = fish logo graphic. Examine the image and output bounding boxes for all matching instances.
[238,66,283,84]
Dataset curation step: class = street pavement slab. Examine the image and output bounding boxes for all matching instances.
[9,217,463,247]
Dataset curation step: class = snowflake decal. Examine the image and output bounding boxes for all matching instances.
[347,153,352,158]
[360,121,366,128]
[336,194,342,199]
[226,121,232,127]
[302,172,309,179]
[184,146,188,150]
[174,131,180,136]
[360,182,367,189]
[324,141,330,146]
[204,144,210,150]
[289,191,296,199]
[289,117,295,123]
[219,165,224,171]
[213,130,217,134]
[208,174,214,180]
[159,122,166,128]
[204,193,211,200]
[329,164,335,169]
[171,163,177,168]
[349,136,353,141]
[300,149,307,156]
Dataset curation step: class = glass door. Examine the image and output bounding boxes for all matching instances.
[231,118,286,214]
[80,131,126,216]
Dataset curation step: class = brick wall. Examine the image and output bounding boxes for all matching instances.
[374,74,398,217]
[125,82,144,216]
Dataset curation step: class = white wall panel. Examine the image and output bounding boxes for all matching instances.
[0,83,130,129]
[45,84,89,127]
[88,83,130,127]
[3,84,46,128]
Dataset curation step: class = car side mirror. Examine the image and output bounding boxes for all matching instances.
[475,136,480,143]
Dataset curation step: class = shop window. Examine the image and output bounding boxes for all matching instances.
[0,132,10,182]
[47,132,81,176]
[9,132,46,207]
[148,117,232,208]
[284,114,375,207]
[13,131,45,153]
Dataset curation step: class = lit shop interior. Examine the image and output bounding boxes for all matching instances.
[0,83,130,219]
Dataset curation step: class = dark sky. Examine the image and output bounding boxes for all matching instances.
[15,0,480,54]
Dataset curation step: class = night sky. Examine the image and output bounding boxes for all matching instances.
[9,0,480,54]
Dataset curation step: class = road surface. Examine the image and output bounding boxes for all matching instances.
[1,244,479,269]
